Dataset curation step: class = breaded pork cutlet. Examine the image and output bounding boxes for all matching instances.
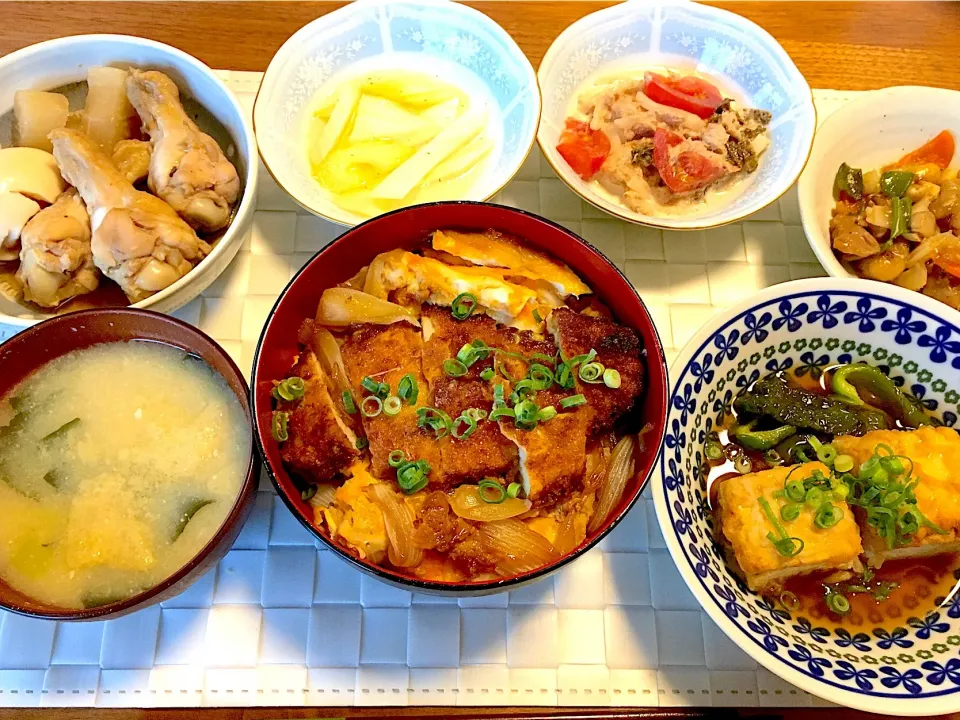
[834,427,960,566]
[341,323,444,484]
[716,462,863,592]
[500,330,589,505]
[279,351,360,482]
[548,306,644,437]
[421,305,518,486]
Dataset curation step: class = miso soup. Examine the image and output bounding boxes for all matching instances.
[0,341,250,609]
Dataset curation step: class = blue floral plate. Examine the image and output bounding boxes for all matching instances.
[654,277,960,715]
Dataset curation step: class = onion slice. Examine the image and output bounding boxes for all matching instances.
[449,485,532,521]
[588,435,636,533]
[316,287,419,328]
[310,326,352,396]
[370,483,423,568]
[308,483,338,509]
[477,518,560,576]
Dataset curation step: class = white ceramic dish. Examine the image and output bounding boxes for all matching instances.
[253,0,540,227]
[0,34,258,328]
[799,85,960,280]
[537,1,815,231]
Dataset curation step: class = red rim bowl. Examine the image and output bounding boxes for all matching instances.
[253,201,668,594]
[0,308,258,620]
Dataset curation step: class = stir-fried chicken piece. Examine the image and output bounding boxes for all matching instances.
[49,128,210,302]
[421,305,519,486]
[126,69,240,233]
[16,189,99,308]
[548,306,645,437]
[280,350,360,482]
[340,323,445,484]
[111,139,152,185]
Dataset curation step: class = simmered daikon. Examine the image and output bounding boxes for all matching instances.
[305,69,496,218]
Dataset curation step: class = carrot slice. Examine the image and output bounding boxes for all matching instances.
[937,260,960,279]
[891,130,956,170]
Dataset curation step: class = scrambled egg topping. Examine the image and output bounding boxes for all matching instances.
[319,461,388,563]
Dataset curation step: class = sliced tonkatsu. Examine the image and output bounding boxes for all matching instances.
[548,306,645,437]
[279,350,360,482]
[420,305,518,486]
[340,323,444,484]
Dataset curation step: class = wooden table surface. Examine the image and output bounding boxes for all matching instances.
[2,1,960,718]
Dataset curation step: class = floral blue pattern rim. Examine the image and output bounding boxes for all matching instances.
[655,278,960,714]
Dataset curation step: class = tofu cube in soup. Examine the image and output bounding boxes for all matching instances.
[834,427,960,565]
[716,462,863,592]
[279,351,360,482]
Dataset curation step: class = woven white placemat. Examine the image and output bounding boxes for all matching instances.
[0,74,856,709]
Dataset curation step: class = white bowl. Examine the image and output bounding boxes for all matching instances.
[537,1,816,230]
[0,34,258,328]
[253,0,540,227]
[799,85,960,279]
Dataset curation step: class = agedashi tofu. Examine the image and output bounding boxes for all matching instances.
[716,462,863,591]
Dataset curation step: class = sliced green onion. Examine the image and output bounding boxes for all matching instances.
[556,363,575,390]
[805,486,825,508]
[493,383,506,404]
[272,412,289,442]
[533,308,542,324]
[376,382,390,399]
[602,368,621,389]
[807,435,823,452]
[480,368,495,382]
[452,414,478,440]
[277,376,306,401]
[397,459,431,494]
[579,362,605,383]
[302,485,318,501]
[561,394,587,409]
[356,437,369,450]
[397,374,419,404]
[490,406,516,421]
[779,591,800,611]
[478,479,506,504]
[528,364,555,390]
[817,444,838,465]
[444,358,469,377]
[464,407,488,422]
[361,395,383,417]
[507,482,522,498]
[342,391,357,414]
[785,479,806,502]
[767,532,805,557]
[388,450,406,467]
[514,400,540,429]
[705,440,724,461]
[834,454,855,473]
[416,407,453,438]
[530,352,556,368]
[361,376,380,394]
[781,502,802,522]
[383,396,402,416]
[734,454,752,474]
[538,406,557,422]
[457,341,489,368]
[759,495,789,542]
[826,591,851,615]
[833,483,850,501]
[815,503,843,529]
[451,292,478,320]
[764,449,783,467]
[511,379,537,402]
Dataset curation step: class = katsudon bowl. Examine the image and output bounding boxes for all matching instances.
[252,201,668,595]
[655,277,960,715]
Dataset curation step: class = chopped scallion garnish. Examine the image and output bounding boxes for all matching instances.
[342,391,357,414]
[507,482,522,499]
[452,414,478,440]
[361,396,383,417]
[272,412,289,442]
[356,437,369,450]
[528,363,554,390]
[538,406,557,422]
[579,362,605,384]
[397,374,419,404]
[388,450,406,468]
[826,590,850,615]
[560,394,587,409]
[602,368,621,389]
[478,479,506,504]
[416,407,453,438]
[396,459,431,493]
[443,358,469,377]
[532,308,542,324]
[383,396,402,416]
[451,293,478,320]
[276,376,306,401]
[361,376,380,394]
[480,368,495,382]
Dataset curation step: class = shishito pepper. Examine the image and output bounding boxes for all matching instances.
[835,162,864,200]
[830,363,935,429]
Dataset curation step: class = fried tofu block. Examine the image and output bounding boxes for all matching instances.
[716,462,863,592]
[421,305,519,485]
[280,351,360,482]
[548,306,645,437]
[834,427,960,565]
[501,330,589,505]
[341,323,444,483]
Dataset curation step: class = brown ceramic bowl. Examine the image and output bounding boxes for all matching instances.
[253,201,669,596]
[0,308,258,620]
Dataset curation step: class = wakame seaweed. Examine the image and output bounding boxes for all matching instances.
[171,498,214,541]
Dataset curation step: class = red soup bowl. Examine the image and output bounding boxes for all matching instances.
[0,308,258,620]
[253,201,668,595]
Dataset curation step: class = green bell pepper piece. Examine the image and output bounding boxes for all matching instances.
[880,170,914,198]
[831,364,934,429]
[733,420,797,451]
[835,162,864,200]
[889,195,912,241]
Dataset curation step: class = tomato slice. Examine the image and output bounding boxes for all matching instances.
[644,72,723,120]
[556,118,611,180]
[652,128,726,194]
[892,130,956,170]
